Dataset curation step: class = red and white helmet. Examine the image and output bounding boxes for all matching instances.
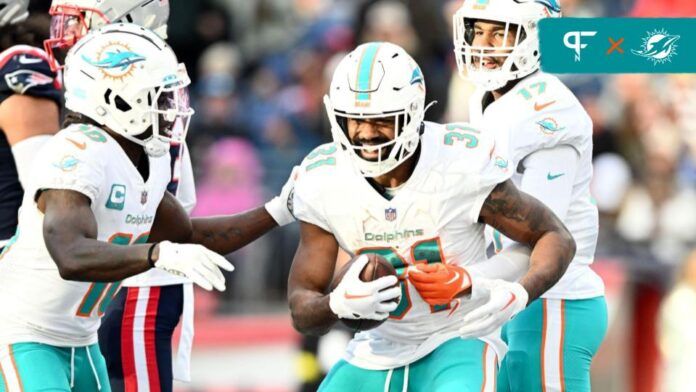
[44,0,169,71]
[453,0,561,91]
[324,42,427,178]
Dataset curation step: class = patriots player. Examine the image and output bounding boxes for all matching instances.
[0,23,292,391]
[453,0,607,390]
[0,0,61,252]
[42,1,296,390]
[288,42,577,391]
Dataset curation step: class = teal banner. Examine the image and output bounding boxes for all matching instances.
[539,18,696,73]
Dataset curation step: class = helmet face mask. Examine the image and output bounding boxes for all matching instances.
[453,0,560,91]
[63,24,193,157]
[324,42,426,178]
[331,109,419,174]
[44,4,109,70]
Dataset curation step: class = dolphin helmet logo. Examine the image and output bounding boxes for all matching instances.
[512,0,562,14]
[83,51,145,70]
[82,42,146,80]
[632,29,680,65]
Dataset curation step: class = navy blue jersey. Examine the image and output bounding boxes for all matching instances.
[0,45,61,242]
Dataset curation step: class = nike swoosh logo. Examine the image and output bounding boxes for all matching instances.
[344,292,371,300]
[534,100,556,111]
[66,138,86,150]
[547,172,565,180]
[501,293,516,311]
[18,55,43,65]
[445,271,460,285]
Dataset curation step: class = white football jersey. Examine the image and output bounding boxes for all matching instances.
[122,140,196,287]
[0,124,170,347]
[293,121,511,370]
[469,71,604,300]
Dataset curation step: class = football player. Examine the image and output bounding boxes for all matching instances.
[42,1,295,390]
[453,0,607,390]
[288,42,576,391]
[0,0,61,252]
[0,24,289,391]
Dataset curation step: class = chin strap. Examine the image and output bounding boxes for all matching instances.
[144,137,169,157]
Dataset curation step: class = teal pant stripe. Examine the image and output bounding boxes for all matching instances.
[355,42,381,102]
[320,337,490,392]
[498,296,607,392]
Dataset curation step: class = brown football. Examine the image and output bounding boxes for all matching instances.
[329,253,399,331]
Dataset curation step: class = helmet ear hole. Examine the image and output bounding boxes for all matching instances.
[114,95,132,112]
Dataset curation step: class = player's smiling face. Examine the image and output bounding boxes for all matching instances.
[347,117,396,161]
[471,20,518,70]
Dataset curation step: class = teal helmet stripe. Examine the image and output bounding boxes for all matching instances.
[355,42,382,103]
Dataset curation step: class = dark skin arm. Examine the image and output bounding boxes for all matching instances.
[40,188,278,282]
[478,179,576,303]
[287,221,340,336]
[40,189,153,282]
[149,191,279,255]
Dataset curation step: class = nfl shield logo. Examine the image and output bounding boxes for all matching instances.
[385,207,397,222]
[141,191,148,205]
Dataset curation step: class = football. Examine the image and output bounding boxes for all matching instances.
[329,253,399,331]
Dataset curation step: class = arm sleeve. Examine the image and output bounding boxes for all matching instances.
[498,145,579,250]
[519,145,578,220]
[174,143,196,214]
[11,134,52,188]
[467,244,531,282]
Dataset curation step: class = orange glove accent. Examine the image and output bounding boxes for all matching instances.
[408,263,472,306]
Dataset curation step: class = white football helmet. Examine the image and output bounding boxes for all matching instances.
[324,42,426,178]
[63,23,193,157]
[45,0,170,70]
[453,0,561,91]
[0,0,29,27]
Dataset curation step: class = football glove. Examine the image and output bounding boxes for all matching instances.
[408,263,472,306]
[329,255,401,320]
[265,165,299,226]
[154,241,234,291]
[458,278,528,338]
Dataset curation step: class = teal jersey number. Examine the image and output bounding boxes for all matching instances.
[75,232,149,318]
[444,124,480,148]
[306,145,337,171]
[357,238,450,319]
